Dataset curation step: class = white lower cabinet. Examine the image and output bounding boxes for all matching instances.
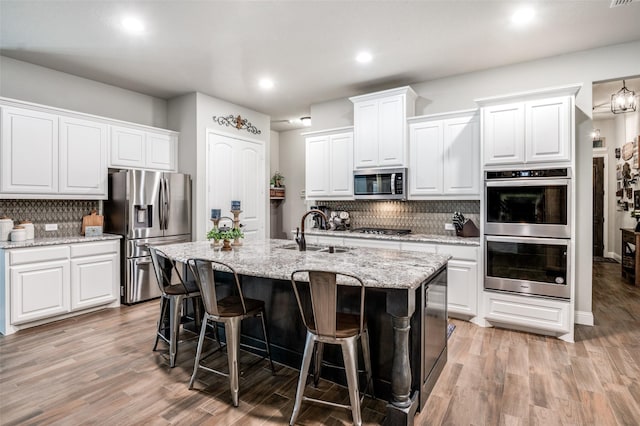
[482,290,571,334]
[2,240,120,335]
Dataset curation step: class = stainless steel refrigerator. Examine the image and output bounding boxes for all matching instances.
[104,170,192,304]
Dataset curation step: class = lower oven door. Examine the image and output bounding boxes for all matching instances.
[485,235,570,299]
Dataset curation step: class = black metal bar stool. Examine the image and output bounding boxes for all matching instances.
[289,269,373,426]
[149,247,201,368]
[188,258,275,407]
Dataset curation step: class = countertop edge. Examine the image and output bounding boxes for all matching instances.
[0,234,122,249]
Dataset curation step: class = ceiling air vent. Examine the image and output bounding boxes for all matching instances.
[610,0,638,7]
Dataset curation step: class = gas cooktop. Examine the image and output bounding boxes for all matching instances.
[351,228,412,235]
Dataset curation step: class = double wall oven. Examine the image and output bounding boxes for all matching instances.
[484,168,571,299]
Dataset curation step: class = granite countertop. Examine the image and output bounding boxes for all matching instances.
[0,233,122,249]
[155,239,450,291]
[305,229,480,246]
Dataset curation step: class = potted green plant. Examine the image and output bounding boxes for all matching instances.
[207,226,244,251]
[270,171,284,188]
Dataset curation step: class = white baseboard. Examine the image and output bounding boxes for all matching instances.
[607,252,621,262]
[575,310,594,326]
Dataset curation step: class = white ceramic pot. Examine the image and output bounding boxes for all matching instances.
[11,227,26,242]
[0,216,13,241]
[20,221,35,240]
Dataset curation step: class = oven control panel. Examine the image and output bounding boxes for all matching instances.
[486,168,569,179]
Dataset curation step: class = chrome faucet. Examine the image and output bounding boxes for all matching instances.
[295,209,328,251]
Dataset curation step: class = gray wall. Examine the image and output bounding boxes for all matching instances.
[278,128,308,238]
[279,39,640,321]
[0,56,167,128]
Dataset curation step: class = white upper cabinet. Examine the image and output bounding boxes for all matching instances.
[305,129,354,199]
[59,116,108,197]
[1,107,59,194]
[409,110,480,198]
[110,125,177,171]
[478,84,579,167]
[350,86,416,169]
[0,98,179,199]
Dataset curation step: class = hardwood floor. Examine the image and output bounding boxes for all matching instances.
[1,261,637,425]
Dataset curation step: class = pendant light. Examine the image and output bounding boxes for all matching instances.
[611,80,637,114]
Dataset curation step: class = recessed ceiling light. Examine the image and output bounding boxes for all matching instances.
[259,78,274,90]
[511,7,535,26]
[121,16,145,35]
[356,51,372,64]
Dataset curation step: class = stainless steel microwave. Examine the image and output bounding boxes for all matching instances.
[353,168,406,200]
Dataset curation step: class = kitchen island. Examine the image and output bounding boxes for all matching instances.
[157,239,450,426]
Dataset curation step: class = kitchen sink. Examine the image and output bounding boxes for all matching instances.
[276,244,348,253]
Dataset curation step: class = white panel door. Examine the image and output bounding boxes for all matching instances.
[207,132,266,241]
[1,107,58,193]
[328,133,353,197]
[146,132,175,171]
[70,253,118,311]
[378,95,405,167]
[443,116,480,195]
[236,140,265,241]
[483,103,524,166]
[525,97,570,163]
[10,260,70,324]
[305,135,330,197]
[409,121,443,196]
[447,259,478,317]
[353,101,379,168]
[110,126,146,168]
[59,116,108,197]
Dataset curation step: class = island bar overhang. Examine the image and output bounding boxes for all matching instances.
[155,239,450,425]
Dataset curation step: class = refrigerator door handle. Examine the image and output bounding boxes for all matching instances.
[164,177,171,230]
[158,178,165,230]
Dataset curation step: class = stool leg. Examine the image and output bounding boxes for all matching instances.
[225,317,242,407]
[258,310,275,374]
[169,295,183,368]
[290,332,316,426]
[153,296,168,351]
[361,329,374,397]
[189,314,209,389]
[313,342,324,387]
[342,338,362,426]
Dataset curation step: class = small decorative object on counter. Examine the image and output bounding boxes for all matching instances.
[206,225,244,251]
[19,220,35,240]
[211,209,221,219]
[85,226,103,237]
[231,200,241,211]
[270,171,285,188]
[0,216,13,241]
[452,212,480,238]
[81,209,104,236]
[11,226,26,242]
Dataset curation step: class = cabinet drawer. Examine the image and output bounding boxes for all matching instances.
[9,246,69,266]
[437,245,478,261]
[70,240,119,258]
[483,291,570,333]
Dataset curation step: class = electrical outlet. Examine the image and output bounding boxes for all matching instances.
[444,223,455,231]
[45,223,58,231]
[300,190,306,199]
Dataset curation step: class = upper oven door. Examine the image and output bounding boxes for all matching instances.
[485,178,571,238]
[354,168,406,200]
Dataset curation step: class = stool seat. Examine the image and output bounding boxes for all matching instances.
[308,313,361,338]
[163,279,199,295]
[216,296,264,317]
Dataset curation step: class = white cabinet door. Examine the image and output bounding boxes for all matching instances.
[328,133,354,197]
[525,97,570,163]
[378,95,405,167]
[59,116,108,197]
[443,115,480,195]
[1,107,58,194]
[146,132,175,171]
[10,260,70,324]
[409,120,443,196]
[353,101,379,168]
[483,103,524,166]
[110,126,146,168]
[70,253,118,311]
[447,259,478,317]
[305,135,330,197]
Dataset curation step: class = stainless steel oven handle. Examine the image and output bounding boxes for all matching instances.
[485,178,571,187]
[485,235,570,245]
[391,173,396,194]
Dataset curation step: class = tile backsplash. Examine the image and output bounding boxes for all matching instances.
[318,200,480,235]
[0,200,100,238]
